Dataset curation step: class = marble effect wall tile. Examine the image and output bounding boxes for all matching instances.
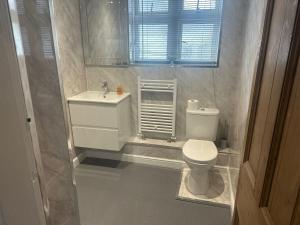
[228,153,242,169]
[50,0,87,160]
[86,0,247,144]
[121,143,229,167]
[228,0,268,201]
[52,0,87,99]
[47,164,79,225]
[14,0,81,224]
[123,144,183,161]
[231,0,268,170]
[229,168,240,196]
[216,153,230,167]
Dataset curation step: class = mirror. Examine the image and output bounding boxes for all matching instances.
[80,0,129,66]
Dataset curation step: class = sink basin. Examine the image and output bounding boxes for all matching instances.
[68,91,131,151]
[67,91,130,104]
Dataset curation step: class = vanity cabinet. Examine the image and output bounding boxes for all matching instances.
[68,91,131,151]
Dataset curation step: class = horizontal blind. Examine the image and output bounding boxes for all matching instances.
[129,0,223,66]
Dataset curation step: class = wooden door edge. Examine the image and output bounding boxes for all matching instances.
[260,1,300,205]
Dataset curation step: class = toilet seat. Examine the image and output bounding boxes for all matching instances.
[183,139,218,164]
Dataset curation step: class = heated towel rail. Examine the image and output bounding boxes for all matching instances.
[137,77,177,141]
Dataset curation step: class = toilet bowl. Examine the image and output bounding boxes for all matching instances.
[183,139,218,195]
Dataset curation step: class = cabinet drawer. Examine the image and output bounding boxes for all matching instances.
[72,126,121,151]
[69,102,118,128]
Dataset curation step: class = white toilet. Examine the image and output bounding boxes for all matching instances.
[183,107,219,195]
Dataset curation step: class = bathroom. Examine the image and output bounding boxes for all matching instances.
[1,0,299,225]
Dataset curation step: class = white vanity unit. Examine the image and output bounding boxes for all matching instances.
[68,91,131,151]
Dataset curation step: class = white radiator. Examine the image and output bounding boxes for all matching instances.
[138,77,177,141]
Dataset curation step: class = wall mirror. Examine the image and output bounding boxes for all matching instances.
[80,0,223,67]
[80,0,129,66]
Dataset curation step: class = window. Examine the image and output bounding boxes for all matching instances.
[129,0,223,66]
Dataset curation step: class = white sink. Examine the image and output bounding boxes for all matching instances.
[67,91,130,104]
[67,91,131,151]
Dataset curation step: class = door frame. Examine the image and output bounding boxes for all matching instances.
[233,0,300,223]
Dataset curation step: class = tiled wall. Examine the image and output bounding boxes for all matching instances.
[231,0,268,167]
[50,0,86,98]
[85,0,248,144]
[50,0,87,159]
[229,0,268,195]
[48,0,265,178]
[11,0,81,224]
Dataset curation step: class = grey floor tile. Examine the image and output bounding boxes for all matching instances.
[75,159,231,225]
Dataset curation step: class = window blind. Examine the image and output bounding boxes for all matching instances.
[129,0,223,66]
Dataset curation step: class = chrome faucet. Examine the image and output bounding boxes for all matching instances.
[101,81,109,98]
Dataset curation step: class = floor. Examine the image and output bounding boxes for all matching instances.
[74,158,231,225]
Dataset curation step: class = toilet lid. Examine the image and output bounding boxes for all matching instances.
[183,139,218,164]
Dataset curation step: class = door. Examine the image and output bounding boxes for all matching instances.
[0,0,47,224]
[235,0,300,225]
